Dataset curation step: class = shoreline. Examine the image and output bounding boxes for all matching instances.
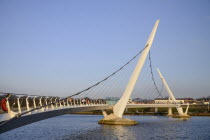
[71,111,210,116]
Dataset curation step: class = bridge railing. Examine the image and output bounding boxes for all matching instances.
[0,92,108,122]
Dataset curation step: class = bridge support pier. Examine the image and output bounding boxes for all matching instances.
[172,104,191,118]
[167,107,173,116]
[125,107,128,113]
[155,107,158,113]
[157,69,191,119]
[101,110,108,117]
[98,113,138,125]
[172,114,191,118]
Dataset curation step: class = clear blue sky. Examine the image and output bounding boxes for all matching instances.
[0,0,210,98]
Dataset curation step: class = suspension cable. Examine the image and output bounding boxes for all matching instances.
[148,51,163,98]
[67,44,148,98]
[0,45,149,126]
[157,79,164,98]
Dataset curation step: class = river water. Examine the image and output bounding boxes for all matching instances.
[0,115,210,140]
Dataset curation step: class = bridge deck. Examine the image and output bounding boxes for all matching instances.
[0,103,189,134]
[0,105,112,134]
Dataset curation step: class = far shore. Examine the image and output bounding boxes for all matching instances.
[71,111,210,116]
[1,105,209,116]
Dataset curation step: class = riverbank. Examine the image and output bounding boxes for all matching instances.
[71,111,210,116]
[1,105,209,116]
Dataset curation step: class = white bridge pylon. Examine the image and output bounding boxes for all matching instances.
[157,68,189,116]
[113,20,160,118]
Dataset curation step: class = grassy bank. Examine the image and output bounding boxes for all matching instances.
[72,105,210,116]
[72,111,210,116]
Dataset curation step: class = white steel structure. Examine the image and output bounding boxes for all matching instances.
[0,20,191,133]
[113,20,160,118]
[157,68,189,117]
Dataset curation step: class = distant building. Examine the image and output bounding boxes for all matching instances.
[155,97,196,104]
[203,102,209,105]
[193,97,210,105]
[196,97,210,102]
[155,98,184,104]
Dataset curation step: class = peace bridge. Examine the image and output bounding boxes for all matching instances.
[0,20,191,134]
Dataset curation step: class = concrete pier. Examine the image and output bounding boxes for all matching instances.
[98,114,137,125]
[166,107,173,116]
[155,107,158,113]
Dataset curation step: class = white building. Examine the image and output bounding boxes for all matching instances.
[155,98,184,104]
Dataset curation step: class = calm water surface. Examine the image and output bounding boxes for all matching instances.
[0,115,210,140]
